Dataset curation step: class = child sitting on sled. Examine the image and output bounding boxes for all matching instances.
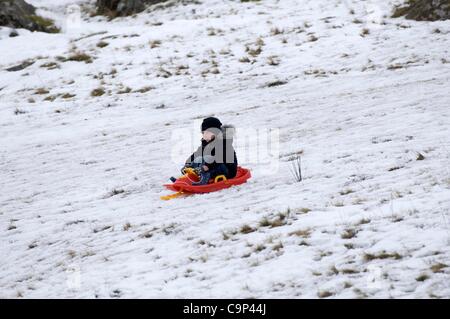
[182,117,238,186]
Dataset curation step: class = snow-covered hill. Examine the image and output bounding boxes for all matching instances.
[1,0,449,298]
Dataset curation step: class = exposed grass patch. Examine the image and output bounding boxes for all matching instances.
[240,224,256,234]
[149,40,162,48]
[93,225,112,233]
[308,35,319,42]
[333,201,344,207]
[254,244,266,252]
[430,263,447,273]
[118,87,132,94]
[259,217,271,227]
[270,27,284,36]
[272,242,283,251]
[266,80,288,88]
[139,230,153,238]
[416,273,429,282]
[360,28,370,37]
[339,188,354,196]
[239,56,251,63]
[299,240,310,246]
[247,46,262,57]
[290,228,311,238]
[387,64,405,71]
[388,165,404,171]
[44,95,57,102]
[106,188,124,197]
[59,52,93,64]
[341,228,358,239]
[91,88,106,97]
[318,290,334,298]
[6,60,35,72]
[364,251,402,262]
[97,41,109,48]
[340,268,359,274]
[134,86,154,93]
[35,88,50,95]
[29,15,60,33]
[357,218,371,225]
[61,93,76,99]
[40,62,59,70]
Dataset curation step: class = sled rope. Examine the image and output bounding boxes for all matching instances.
[160,191,187,201]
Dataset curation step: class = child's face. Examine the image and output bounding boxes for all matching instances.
[202,130,215,142]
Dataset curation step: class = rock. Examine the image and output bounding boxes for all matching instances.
[9,29,18,37]
[393,0,450,21]
[96,0,170,17]
[0,0,59,32]
[6,60,35,72]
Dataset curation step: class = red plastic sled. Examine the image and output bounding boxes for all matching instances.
[162,166,251,199]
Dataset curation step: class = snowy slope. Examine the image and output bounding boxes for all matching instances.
[0,0,449,298]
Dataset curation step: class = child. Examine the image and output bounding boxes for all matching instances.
[182,117,238,185]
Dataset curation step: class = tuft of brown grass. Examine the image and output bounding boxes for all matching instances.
[240,224,256,234]
[340,189,354,196]
[91,88,105,97]
[134,86,154,93]
[65,52,93,63]
[239,56,251,63]
[364,251,402,262]
[35,88,49,95]
[290,229,311,238]
[149,40,162,48]
[360,28,370,37]
[430,263,447,273]
[318,290,334,298]
[270,27,284,36]
[61,93,76,99]
[341,228,358,239]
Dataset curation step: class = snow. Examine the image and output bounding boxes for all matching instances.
[1,0,450,298]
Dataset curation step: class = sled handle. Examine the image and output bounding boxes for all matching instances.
[183,167,198,176]
[214,175,227,183]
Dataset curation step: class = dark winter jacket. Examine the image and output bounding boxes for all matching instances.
[185,125,238,178]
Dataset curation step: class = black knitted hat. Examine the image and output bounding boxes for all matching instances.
[201,117,222,132]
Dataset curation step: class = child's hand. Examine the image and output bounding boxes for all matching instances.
[202,165,209,171]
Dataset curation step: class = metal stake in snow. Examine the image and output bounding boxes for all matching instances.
[290,155,302,183]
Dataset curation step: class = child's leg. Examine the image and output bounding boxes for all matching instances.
[207,164,229,180]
